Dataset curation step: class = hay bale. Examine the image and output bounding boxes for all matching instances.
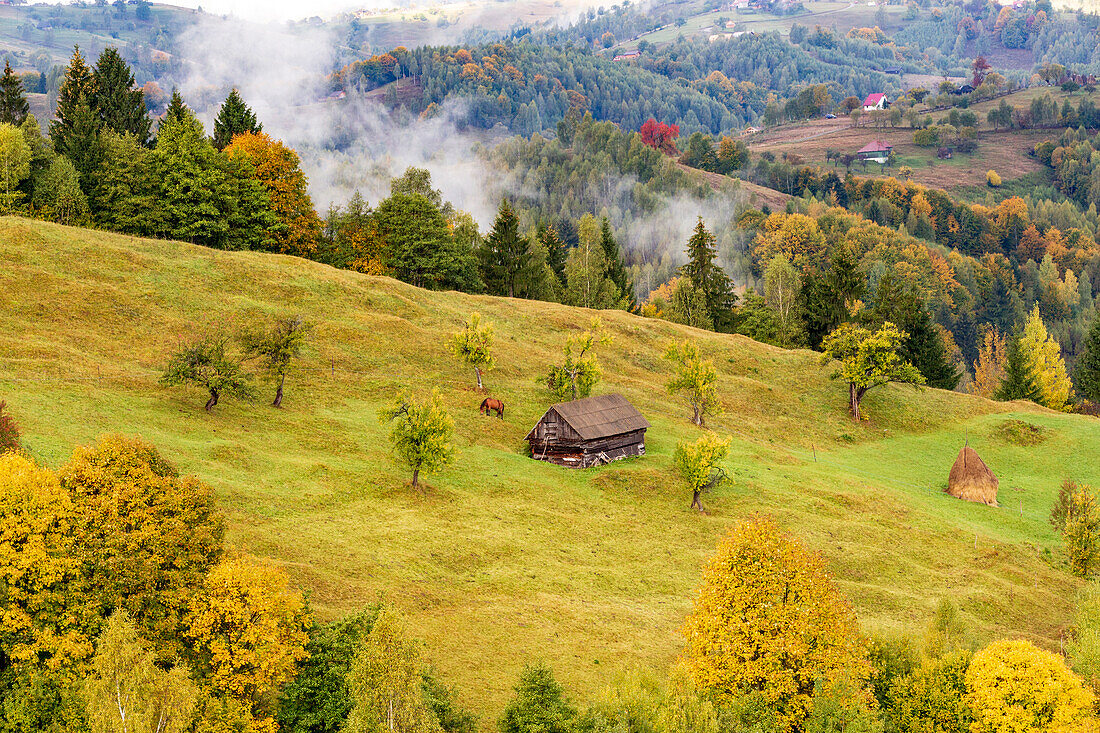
[947,446,998,507]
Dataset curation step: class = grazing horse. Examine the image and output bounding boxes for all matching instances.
[479,397,505,419]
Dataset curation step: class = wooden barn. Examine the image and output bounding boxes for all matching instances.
[526,394,650,468]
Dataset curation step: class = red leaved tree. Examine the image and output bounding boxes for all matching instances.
[639,118,680,155]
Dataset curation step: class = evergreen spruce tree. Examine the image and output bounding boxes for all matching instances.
[598,217,634,309]
[90,47,151,144]
[997,331,1041,403]
[1078,316,1100,404]
[162,89,190,128]
[49,46,95,151]
[538,221,568,286]
[679,217,736,331]
[479,199,529,298]
[0,60,29,126]
[212,88,261,151]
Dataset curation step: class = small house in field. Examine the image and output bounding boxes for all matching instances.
[526,393,650,468]
[856,140,893,162]
[862,92,888,111]
[947,445,999,506]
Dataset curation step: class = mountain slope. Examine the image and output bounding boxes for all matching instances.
[0,216,1094,716]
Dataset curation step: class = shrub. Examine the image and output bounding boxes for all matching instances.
[0,400,18,454]
[986,170,1002,187]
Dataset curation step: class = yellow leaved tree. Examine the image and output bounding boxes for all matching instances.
[185,554,311,731]
[681,515,871,732]
[966,639,1096,733]
[0,453,90,670]
[1019,305,1074,411]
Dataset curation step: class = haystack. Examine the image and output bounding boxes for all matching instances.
[947,445,998,506]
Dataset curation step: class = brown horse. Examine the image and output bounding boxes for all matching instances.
[479,397,505,419]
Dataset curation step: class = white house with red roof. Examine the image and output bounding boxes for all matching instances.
[862,92,888,111]
[856,140,893,163]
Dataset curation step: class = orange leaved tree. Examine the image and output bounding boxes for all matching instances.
[225,131,322,258]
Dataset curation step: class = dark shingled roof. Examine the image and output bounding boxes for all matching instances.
[529,393,650,440]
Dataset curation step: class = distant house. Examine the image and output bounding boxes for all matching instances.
[741,125,761,136]
[862,92,888,111]
[613,52,640,62]
[856,140,893,162]
[956,84,975,95]
[526,394,650,468]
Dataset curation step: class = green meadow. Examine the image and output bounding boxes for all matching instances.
[1,216,1096,716]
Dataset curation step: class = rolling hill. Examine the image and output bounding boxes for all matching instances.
[2,216,1097,717]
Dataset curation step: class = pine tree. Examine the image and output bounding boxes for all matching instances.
[50,46,95,152]
[479,199,529,298]
[679,218,736,331]
[1078,316,1100,405]
[162,89,190,128]
[89,47,151,144]
[0,61,29,126]
[997,331,1041,403]
[538,221,567,285]
[212,88,261,151]
[598,217,633,308]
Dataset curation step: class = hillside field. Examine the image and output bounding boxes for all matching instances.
[2,217,1099,718]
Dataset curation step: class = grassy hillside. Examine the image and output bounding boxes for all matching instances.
[2,216,1097,718]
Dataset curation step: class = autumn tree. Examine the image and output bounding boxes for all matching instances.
[639,118,679,155]
[344,606,442,733]
[0,60,28,126]
[0,453,86,672]
[682,515,871,732]
[225,131,322,258]
[971,329,1007,399]
[673,433,731,512]
[239,315,312,407]
[546,317,612,402]
[160,335,255,411]
[1017,305,1073,410]
[378,390,456,489]
[186,554,310,726]
[90,47,151,144]
[665,340,720,427]
[499,664,577,733]
[450,313,495,390]
[60,435,224,660]
[83,611,198,733]
[213,88,261,151]
[821,322,925,421]
[680,218,736,331]
[966,640,1096,733]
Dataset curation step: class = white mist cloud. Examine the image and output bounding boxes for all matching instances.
[174,13,506,224]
